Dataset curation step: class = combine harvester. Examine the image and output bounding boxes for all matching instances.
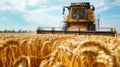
[37,2,117,36]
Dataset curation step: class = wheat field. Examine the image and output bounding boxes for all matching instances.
[0,33,120,67]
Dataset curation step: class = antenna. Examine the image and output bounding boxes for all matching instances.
[97,15,100,30]
[97,15,100,29]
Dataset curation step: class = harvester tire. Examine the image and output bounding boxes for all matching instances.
[88,24,96,31]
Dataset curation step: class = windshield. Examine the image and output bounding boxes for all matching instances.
[71,7,87,20]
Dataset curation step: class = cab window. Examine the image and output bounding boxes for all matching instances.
[71,7,87,20]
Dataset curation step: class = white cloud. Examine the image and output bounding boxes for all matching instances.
[0,5,11,10]
[29,5,61,12]
[94,0,120,13]
[0,0,63,27]
[0,0,119,13]
[112,0,120,6]
[90,0,110,12]
[0,0,10,10]
[0,0,27,11]
[96,6,110,12]
[22,4,62,26]
[27,0,39,6]
[0,0,47,11]
[89,0,105,7]
[23,10,62,27]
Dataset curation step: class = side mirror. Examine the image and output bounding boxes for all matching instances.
[62,6,69,15]
[62,7,65,15]
[92,7,95,11]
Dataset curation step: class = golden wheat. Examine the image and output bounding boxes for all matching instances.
[0,33,120,67]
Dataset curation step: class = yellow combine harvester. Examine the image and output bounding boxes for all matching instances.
[37,2,117,36]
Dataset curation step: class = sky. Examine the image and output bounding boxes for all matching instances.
[0,0,120,33]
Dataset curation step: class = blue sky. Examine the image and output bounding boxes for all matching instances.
[0,0,120,33]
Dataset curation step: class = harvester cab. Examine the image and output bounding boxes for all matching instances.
[37,2,117,36]
[62,2,95,31]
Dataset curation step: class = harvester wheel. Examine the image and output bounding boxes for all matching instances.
[37,27,42,34]
[88,24,96,31]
